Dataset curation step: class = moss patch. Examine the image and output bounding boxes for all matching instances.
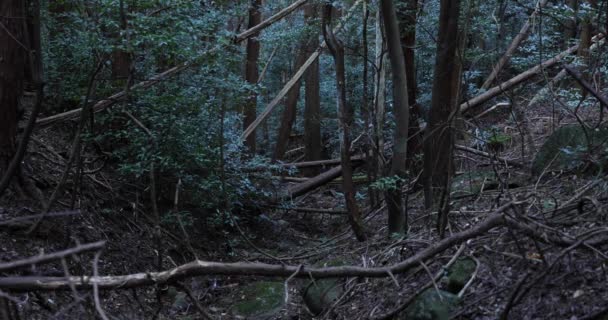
[532,125,608,175]
[402,289,460,320]
[233,281,285,319]
[445,257,476,294]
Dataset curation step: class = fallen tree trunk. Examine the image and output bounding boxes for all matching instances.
[564,64,608,108]
[241,0,364,141]
[0,202,520,291]
[36,0,309,127]
[280,154,365,169]
[461,33,605,114]
[455,144,524,168]
[280,162,362,200]
[481,0,550,90]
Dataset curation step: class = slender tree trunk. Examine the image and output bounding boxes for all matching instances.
[423,0,461,237]
[381,0,410,235]
[398,0,422,169]
[564,0,579,49]
[243,0,262,152]
[323,3,367,242]
[303,4,322,175]
[371,10,387,206]
[112,0,132,80]
[0,0,26,176]
[274,48,306,160]
[362,1,374,206]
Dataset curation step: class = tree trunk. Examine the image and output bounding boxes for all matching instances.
[243,0,262,152]
[381,0,410,235]
[112,0,132,80]
[323,4,367,242]
[398,0,422,169]
[481,0,550,89]
[274,49,306,160]
[371,10,387,207]
[564,0,579,49]
[423,0,461,237]
[303,4,322,175]
[0,0,26,176]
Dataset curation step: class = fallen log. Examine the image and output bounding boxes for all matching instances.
[281,158,365,200]
[481,0,550,90]
[0,201,520,291]
[455,144,524,168]
[460,33,605,114]
[35,0,308,127]
[280,154,365,168]
[241,0,364,141]
[563,64,608,108]
[0,241,105,273]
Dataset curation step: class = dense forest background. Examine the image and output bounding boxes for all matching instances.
[1,0,608,319]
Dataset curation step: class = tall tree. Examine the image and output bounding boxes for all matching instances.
[371,11,387,207]
[564,0,579,49]
[381,0,410,234]
[303,3,322,175]
[243,0,262,152]
[398,0,423,168]
[323,3,367,241]
[112,0,132,80]
[423,0,462,237]
[273,48,306,160]
[0,0,26,175]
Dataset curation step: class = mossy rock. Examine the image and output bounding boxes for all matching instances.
[302,259,346,315]
[532,125,608,175]
[445,257,476,294]
[303,278,343,315]
[402,289,460,320]
[232,281,285,319]
[452,170,497,197]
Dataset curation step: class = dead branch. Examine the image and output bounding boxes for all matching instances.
[0,211,80,228]
[241,0,364,141]
[0,201,521,291]
[0,241,105,272]
[280,154,365,168]
[234,0,308,42]
[481,0,550,89]
[563,64,608,108]
[279,161,364,200]
[454,144,524,168]
[461,33,605,114]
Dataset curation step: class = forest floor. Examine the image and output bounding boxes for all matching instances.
[2,95,608,319]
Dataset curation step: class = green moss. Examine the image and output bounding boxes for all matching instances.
[452,170,497,197]
[402,289,460,320]
[302,259,346,315]
[532,125,608,175]
[445,258,476,294]
[233,281,285,318]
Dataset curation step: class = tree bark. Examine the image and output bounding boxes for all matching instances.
[398,0,422,168]
[381,0,410,235]
[243,0,262,152]
[112,0,132,80]
[423,0,461,236]
[323,3,367,241]
[371,10,387,207]
[273,49,306,160]
[0,0,26,176]
[303,4,322,175]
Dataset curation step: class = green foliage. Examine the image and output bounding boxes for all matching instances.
[370,175,406,192]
